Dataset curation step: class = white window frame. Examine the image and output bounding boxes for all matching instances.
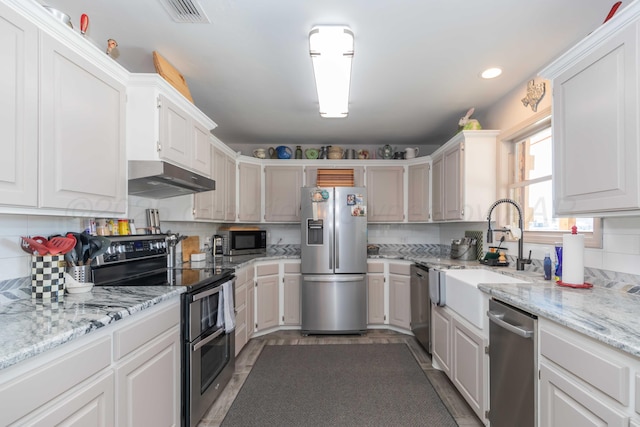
[496,106,602,249]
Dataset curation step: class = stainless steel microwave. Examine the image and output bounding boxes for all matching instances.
[219,229,267,256]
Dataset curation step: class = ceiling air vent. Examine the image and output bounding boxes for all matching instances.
[159,0,210,23]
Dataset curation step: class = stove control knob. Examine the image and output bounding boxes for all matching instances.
[115,244,126,254]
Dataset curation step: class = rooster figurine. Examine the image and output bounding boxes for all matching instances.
[521,79,546,112]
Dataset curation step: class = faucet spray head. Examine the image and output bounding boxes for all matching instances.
[487,228,493,243]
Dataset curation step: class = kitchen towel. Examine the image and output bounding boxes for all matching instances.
[562,229,584,285]
[222,280,235,333]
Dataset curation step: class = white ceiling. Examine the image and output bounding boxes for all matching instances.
[42,0,623,150]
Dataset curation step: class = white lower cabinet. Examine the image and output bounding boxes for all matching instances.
[451,316,486,421]
[255,262,280,332]
[367,261,385,324]
[234,265,254,356]
[388,262,411,329]
[538,319,640,427]
[431,304,488,423]
[0,299,180,427]
[431,304,452,377]
[282,262,301,326]
[115,327,180,427]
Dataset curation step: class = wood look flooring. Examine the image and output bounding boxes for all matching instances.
[198,330,483,427]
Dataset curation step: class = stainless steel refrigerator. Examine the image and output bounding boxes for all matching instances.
[300,186,367,334]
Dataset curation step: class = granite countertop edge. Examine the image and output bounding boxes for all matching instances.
[0,286,185,371]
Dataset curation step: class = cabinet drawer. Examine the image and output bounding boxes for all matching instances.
[113,302,180,361]
[540,327,630,405]
[235,267,247,284]
[256,263,279,277]
[367,262,384,273]
[284,262,300,274]
[0,336,111,426]
[235,283,247,308]
[389,262,411,275]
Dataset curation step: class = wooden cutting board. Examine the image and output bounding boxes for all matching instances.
[181,236,200,262]
[153,51,194,103]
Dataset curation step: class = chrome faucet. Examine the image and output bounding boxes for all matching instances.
[486,198,531,271]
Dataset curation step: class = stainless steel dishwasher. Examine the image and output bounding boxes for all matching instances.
[488,299,537,427]
[410,264,430,353]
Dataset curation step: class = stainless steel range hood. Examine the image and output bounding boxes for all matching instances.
[128,161,215,199]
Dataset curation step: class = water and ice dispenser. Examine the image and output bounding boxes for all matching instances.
[306,219,323,245]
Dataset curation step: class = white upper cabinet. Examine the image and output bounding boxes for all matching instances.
[0,3,38,207]
[408,161,430,222]
[366,166,405,222]
[540,5,640,216]
[0,1,127,215]
[430,131,499,222]
[127,74,216,178]
[39,33,127,213]
[264,166,303,222]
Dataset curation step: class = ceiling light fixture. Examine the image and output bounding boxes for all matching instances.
[481,67,503,79]
[309,26,354,118]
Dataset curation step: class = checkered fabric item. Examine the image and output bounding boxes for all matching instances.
[31,255,65,300]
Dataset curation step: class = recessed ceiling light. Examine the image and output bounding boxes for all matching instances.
[481,67,502,79]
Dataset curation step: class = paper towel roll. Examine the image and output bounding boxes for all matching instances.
[562,232,584,285]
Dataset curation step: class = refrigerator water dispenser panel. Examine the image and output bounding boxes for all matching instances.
[307,219,324,245]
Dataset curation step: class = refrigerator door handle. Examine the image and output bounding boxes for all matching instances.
[303,275,365,282]
[335,223,340,269]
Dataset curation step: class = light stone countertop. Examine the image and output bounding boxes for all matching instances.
[2,251,638,372]
[477,281,640,358]
[0,282,185,371]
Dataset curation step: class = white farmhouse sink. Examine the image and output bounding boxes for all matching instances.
[444,269,527,330]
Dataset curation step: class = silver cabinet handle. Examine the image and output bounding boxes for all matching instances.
[487,310,534,338]
[193,327,224,351]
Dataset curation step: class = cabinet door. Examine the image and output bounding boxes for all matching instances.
[408,162,430,221]
[431,155,444,221]
[367,274,385,324]
[283,274,301,325]
[540,361,629,427]
[18,371,115,427]
[40,34,126,214]
[431,305,452,377]
[553,25,639,215]
[238,162,261,222]
[0,5,38,207]
[264,166,303,222]
[388,273,411,329]
[256,275,279,331]
[192,123,212,177]
[443,143,463,220]
[158,94,191,168]
[225,154,237,221]
[366,166,405,222]
[116,327,181,427]
[234,279,248,356]
[452,317,485,420]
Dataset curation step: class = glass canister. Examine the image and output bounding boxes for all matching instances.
[118,219,130,236]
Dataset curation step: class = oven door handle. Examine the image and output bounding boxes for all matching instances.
[192,327,225,352]
[192,284,223,302]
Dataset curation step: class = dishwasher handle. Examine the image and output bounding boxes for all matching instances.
[487,310,534,338]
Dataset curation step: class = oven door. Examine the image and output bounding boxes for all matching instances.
[185,280,235,427]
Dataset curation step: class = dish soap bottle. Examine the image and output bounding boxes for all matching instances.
[544,251,552,280]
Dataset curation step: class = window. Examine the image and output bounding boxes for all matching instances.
[502,113,601,248]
